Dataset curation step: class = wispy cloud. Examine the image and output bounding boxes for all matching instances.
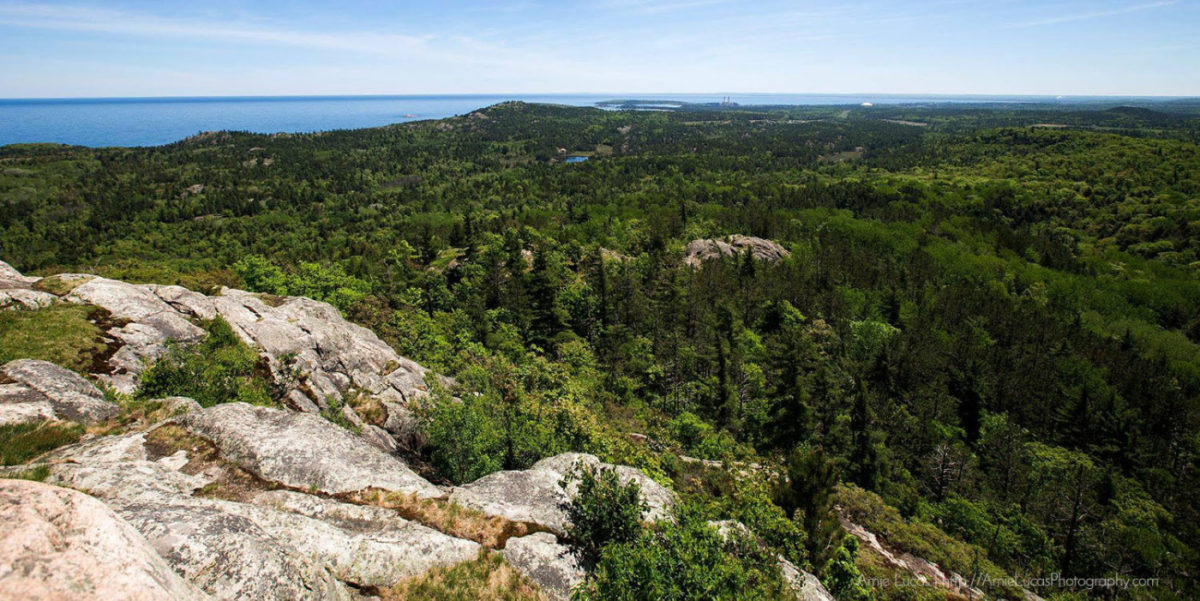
[0,3,431,54]
[1008,0,1177,28]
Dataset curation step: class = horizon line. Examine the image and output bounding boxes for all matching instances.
[2,92,1199,102]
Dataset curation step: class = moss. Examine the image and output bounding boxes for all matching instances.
[0,421,84,465]
[382,551,545,601]
[145,424,271,501]
[0,304,109,373]
[30,274,90,296]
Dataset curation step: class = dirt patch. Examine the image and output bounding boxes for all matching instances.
[145,424,276,502]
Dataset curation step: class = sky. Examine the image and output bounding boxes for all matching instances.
[0,0,1197,98]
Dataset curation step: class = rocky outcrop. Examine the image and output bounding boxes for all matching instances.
[0,359,118,425]
[682,235,791,268]
[0,261,437,414]
[177,403,443,498]
[502,532,584,601]
[0,479,210,601]
[0,261,689,601]
[779,557,836,601]
[152,286,437,410]
[449,453,675,536]
[0,260,39,287]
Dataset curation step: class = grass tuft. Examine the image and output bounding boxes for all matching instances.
[0,304,109,373]
[0,421,84,466]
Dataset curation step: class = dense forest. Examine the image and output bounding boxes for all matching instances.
[3,100,1199,600]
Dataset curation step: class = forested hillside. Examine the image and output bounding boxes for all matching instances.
[3,101,1199,600]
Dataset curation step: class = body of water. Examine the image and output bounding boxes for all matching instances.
[0,93,1190,147]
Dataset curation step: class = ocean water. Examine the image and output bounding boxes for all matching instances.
[0,93,1184,147]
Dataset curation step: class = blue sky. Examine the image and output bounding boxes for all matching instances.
[0,0,1196,97]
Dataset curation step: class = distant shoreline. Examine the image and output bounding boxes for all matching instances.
[3,93,1198,148]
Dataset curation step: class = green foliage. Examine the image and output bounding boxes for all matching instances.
[835,484,1022,599]
[562,466,646,569]
[235,255,370,312]
[420,349,602,485]
[423,391,503,485]
[138,317,274,407]
[824,538,871,601]
[777,446,845,572]
[573,505,789,601]
[0,305,107,372]
[320,393,362,433]
[0,421,84,465]
[666,411,735,460]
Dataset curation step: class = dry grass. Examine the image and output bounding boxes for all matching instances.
[382,550,545,601]
[351,489,545,549]
[347,393,386,425]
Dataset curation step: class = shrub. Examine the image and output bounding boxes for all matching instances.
[666,411,735,460]
[138,317,274,407]
[573,506,789,601]
[424,395,502,484]
[562,466,646,568]
[234,255,370,312]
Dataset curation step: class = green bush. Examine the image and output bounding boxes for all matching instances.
[667,411,735,460]
[573,506,789,601]
[420,351,601,484]
[563,466,646,568]
[0,421,84,465]
[424,394,502,485]
[235,255,370,312]
[138,317,274,407]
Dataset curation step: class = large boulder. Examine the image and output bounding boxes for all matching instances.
[43,430,478,598]
[0,288,58,310]
[502,532,584,601]
[0,479,210,601]
[246,490,480,586]
[177,403,443,498]
[449,453,674,536]
[0,260,39,287]
[0,359,118,424]
[118,499,345,601]
[682,235,791,268]
[779,557,836,601]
